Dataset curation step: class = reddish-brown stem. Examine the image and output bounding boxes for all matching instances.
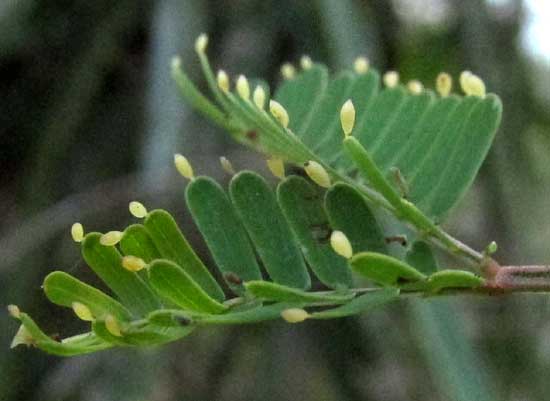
[487,265,550,292]
[480,257,501,280]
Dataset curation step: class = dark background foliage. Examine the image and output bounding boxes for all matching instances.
[2,1,550,400]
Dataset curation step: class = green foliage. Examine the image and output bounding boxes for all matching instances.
[148,260,227,314]
[277,176,352,288]
[81,233,161,316]
[43,271,132,321]
[273,66,501,220]
[244,281,353,303]
[351,252,426,286]
[143,210,224,301]
[426,270,485,293]
[325,183,387,254]
[229,171,310,289]
[15,313,112,356]
[406,240,438,275]
[120,224,161,263]
[92,320,193,347]
[309,288,399,319]
[9,36,503,356]
[185,176,262,291]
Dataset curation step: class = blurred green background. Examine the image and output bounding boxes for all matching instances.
[2,1,550,400]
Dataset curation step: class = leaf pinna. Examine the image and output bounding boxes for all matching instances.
[10,34,509,357]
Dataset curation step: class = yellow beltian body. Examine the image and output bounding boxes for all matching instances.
[71,222,84,242]
[281,308,310,323]
[281,63,296,79]
[122,255,147,272]
[7,304,21,319]
[353,56,369,74]
[100,231,123,246]
[330,231,353,259]
[266,157,285,179]
[217,70,230,93]
[105,314,122,337]
[253,85,266,109]
[304,161,331,188]
[129,201,148,218]
[236,75,250,100]
[269,100,290,128]
[300,55,313,70]
[383,71,399,88]
[174,154,194,180]
[220,156,236,175]
[436,72,452,97]
[72,302,94,321]
[459,71,486,98]
[407,80,423,94]
[194,33,208,54]
[340,99,356,136]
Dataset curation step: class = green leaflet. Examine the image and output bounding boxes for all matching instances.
[277,176,352,289]
[149,303,306,325]
[185,177,262,292]
[229,171,310,289]
[120,224,161,262]
[14,313,112,356]
[325,183,387,254]
[244,280,353,303]
[373,91,435,170]
[391,96,460,176]
[427,270,485,293]
[351,252,426,286]
[148,259,227,314]
[403,95,502,219]
[43,271,132,321]
[310,288,399,319]
[406,241,438,275]
[144,209,224,301]
[92,320,194,347]
[419,95,502,218]
[408,96,481,213]
[274,64,329,136]
[81,233,161,316]
[354,87,408,152]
